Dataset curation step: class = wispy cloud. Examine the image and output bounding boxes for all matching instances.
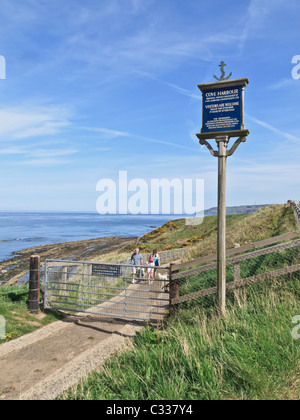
[29,149,78,158]
[0,144,78,167]
[0,106,72,141]
[81,126,130,140]
[267,78,296,90]
[135,72,201,100]
[21,158,72,166]
[81,125,197,152]
[0,146,26,155]
[246,113,300,144]
[239,0,285,51]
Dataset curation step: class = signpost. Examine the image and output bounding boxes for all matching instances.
[196,63,249,313]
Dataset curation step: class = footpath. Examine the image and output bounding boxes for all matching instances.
[0,315,143,400]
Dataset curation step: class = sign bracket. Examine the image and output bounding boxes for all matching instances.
[197,132,249,158]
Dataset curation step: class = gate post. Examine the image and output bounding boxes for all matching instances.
[28,255,40,314]
[169,263,180,313]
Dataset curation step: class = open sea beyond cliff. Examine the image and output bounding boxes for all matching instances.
[0,212,186,262]
[0,205,267,263]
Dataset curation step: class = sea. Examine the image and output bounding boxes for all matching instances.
[0,211,189,263]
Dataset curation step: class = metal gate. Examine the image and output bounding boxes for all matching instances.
[44,260,170,321]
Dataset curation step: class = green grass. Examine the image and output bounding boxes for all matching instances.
[183,204,297,262]
[59,275,300,400]
[0,285,62,342]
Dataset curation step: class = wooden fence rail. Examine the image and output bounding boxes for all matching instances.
[172,237,300,280]
[170,231,300,306]
[172,263,300,305]
[172,230,300,274]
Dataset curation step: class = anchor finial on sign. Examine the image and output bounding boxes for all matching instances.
[214,61,232,81]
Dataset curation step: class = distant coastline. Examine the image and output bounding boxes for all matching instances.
[204,204,269,216]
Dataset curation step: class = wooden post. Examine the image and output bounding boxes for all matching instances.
[169,263,180,312]
[28,255,40,314]
[216,136,229,314]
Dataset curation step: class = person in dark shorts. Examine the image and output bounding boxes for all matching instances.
[131,248,144,284]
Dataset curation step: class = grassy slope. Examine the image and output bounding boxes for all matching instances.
[97,204,296,263]
[182,204,296,261]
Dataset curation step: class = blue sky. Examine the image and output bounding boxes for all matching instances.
[0,0,299,212]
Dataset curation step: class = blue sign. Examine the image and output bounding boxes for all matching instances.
[203,86,242,133]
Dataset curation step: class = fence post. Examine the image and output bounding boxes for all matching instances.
[169,263,180,312]
[28,255,40,314]
[233,261,241,302]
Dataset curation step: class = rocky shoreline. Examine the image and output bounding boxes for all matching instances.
[0,236,136,286]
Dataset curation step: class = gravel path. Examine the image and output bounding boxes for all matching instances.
[0,315,144,400]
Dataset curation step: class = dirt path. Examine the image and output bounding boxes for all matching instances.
[0,315,144,400]
[0,276,169,401]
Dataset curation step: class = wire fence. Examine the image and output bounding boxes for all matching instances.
[170,236,300,310]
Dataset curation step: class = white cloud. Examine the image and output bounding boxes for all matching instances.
[81,125,197,152]
[239,0,285,50]
[29,149,78,158]
[0,146,26,155]
[81,127,130,140]
[267,78,296,90]
[136,72,201,100]
[246,113,300,144]
[21,158,72,166]
[0,106,71,141]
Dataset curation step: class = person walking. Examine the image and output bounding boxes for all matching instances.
[131,248,144,284]
[152,249,160,278]
[147,253,155,284]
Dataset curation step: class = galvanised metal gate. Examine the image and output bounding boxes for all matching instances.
[44,260,170,321]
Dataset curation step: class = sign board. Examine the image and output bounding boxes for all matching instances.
[203,86,242,133]
[92,264,121,278]
[197,78,249,140]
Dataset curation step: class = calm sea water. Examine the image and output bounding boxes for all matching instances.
[0,212,187,262]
